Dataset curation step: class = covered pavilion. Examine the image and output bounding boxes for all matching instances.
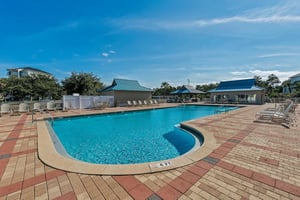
[171,85,205,102]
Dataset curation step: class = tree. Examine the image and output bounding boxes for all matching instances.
[291,82,300,97]
[196,83,218,98]
[0,78,6,101]
[152,82,176,96]
[254,75,267,88]
[1,75,62,101]
[281,80,291,95]
[30,74,62,100]
[3,76,30,101]
[62,72,104,95]
[0,78,8,94]
[266,74,281,87]
[265,74,281,97]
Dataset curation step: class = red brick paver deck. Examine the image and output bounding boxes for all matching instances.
[0,103,299,199]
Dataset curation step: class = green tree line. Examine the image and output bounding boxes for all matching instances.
[0,72,104,102]
[152,74,300,98]
[0,72,299,102]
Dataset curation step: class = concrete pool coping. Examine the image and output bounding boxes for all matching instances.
[37,104,240,175]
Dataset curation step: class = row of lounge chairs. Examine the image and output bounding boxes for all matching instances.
[127,100,159,107]
[0,101,58,116]
[255,101,298,128]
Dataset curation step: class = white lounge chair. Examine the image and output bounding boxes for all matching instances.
[255,101,296,127]
[132,100,138,106]
[18,103,29,113]
[0,104,11,115]
[143,100,148,106]
[33,102,43,113]
[138,100,144,106]
[127,101,133,106]
[46,101,56,112]
[93,100,104,110]
[256,101,293,119]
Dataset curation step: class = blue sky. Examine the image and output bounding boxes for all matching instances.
[1,0,300,88]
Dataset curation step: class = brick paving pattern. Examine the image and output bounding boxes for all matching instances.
[0,104,299,199]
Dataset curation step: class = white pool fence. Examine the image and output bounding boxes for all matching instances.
[62,95,114,110]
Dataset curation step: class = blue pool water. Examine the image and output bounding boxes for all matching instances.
[51,105,237,164]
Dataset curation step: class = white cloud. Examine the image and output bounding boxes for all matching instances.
[244,0,300,17]
[54,69,72,76]
[258,53,300,58]
[249,70,299,81]
[101,52,109,57]
[230,71,248,76]
[110,1,300,31]
[111,15,300,31]
[109,50,116,54]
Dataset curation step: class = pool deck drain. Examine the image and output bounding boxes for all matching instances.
[0,103,299,199]
[150,161,172,169]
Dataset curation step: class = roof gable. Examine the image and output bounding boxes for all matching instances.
[101,79,152,92]
[218,79,255,90]
[171,85,205,94]
[7,67,51,75]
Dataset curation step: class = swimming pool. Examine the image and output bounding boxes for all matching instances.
[50,105,237,165]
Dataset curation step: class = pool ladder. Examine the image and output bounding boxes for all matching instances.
[215,105,227,114]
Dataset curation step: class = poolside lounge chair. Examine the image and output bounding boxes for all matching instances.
[132,100,138,106]
[149,100,159,106]
[143,100,148,106]
[46,101,56,112]
[33,102,44,113]
[93,100,105,110]
[153,100,159,105]
[0,104,11,115]
[138,100,144,106]
[127,101,133,106]
[18,103,29,113]
[255,101,293,118]
[255,101,296,127]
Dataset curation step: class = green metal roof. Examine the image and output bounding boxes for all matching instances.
[171,85,205,95]
[100,79,153,92]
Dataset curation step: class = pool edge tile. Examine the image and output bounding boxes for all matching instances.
[37,108,219,175]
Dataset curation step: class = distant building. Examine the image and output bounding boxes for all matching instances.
[209,78,265,104]
[283,73,300,94]
[100,78,153,106]
[7,67,52,78]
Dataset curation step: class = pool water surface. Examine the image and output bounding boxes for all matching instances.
[51,105,237,164]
